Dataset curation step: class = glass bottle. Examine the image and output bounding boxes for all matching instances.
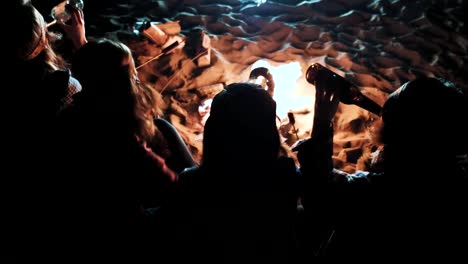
[306,63,382,115]
[51,0,84,25]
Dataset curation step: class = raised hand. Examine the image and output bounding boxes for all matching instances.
[58,4,87,51]
[310,66,341,138]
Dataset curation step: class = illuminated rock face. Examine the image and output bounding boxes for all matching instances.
[41,0,467,171]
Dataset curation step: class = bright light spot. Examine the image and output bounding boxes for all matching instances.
[251,60,314,120]
[198,98,213,126]
[256,0,267,6]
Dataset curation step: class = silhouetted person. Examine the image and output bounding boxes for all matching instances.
[11,2,86,116]
[6,2,86,252]
[170,82,300,259]
[8,2,85,161]
[296,76,467,256]
[55,39,177,253]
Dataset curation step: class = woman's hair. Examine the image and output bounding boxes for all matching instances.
[202,82,281,168]
[72,39,159,141]
[380,77,467,178]
[13,3,64,73]
[381,77,466,153]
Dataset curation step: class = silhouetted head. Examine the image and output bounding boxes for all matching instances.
[13,3,46,61]
[12,3,63,71]
[202,82,280,168]
[72,39,157,140]
[381,77,467,176]
[73,39,137,90]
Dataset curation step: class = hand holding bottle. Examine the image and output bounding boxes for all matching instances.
[306,63,342,137]
[306,63,382,116]
[50,0,84,25]
[57,3,87,51]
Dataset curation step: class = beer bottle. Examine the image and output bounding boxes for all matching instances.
[306,63,382,115]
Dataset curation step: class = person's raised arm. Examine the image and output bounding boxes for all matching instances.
[292,68,341,204]
[59,4,87,51]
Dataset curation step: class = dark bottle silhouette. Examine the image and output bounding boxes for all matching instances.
[306,63,382,115]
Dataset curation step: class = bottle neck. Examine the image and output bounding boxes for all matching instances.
[340,85,382,115]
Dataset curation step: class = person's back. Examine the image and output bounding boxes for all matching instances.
[55,39,177,253]
[8,3,83,166]
[296,76,467,256]
[171,83,300,258]
[11,3,82,121]
[375,77,467,256]
[6,2,85,254]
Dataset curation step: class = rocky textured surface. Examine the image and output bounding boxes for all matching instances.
[37,0,468,171]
